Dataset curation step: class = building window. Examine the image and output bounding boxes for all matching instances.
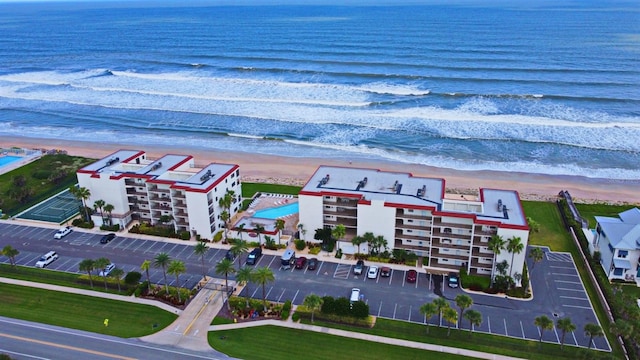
[407,240,412,243]
[618,250,629,258]
[613,268,623,276]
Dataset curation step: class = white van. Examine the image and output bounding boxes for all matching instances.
[35,251,58,268]
[281,249,295,269]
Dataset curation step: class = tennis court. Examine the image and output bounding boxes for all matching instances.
[17,189,81,223]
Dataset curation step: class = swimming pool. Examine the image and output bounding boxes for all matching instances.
[0,156,21,168]
[253,202,299,219]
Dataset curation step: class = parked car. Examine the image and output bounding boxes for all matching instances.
[448,272,459,288]
[225,250,236,261]
[295,256,307,269]
[100,233,116,244]
[380,266,392,277]
[307,257,318,270]
[53,226,72,239]
[99,263,116,277]
[353,259,365,275]
[350,288,361,303]
[406,269,417,283]
[35,251,58,268]
[246,247,262,265]
[367,265,379,279]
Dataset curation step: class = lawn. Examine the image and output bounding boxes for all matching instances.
[241,182,302,199]
[575,203,636,229]
[0,283,177,337]
[521,201,572,252]
[208,325,470,360]
[0,154,94,216]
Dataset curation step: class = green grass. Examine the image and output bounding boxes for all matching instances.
[0,282,177,338]
[241,182,302,198]
[0,154,95,216]
[208,325,470,360]
[575,203,636,229]
[211,316,234,325]
[522,201,572,252]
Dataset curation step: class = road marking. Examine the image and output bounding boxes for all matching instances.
[408,305,412,321]
[487,316,491,333]
[552,273,578,276]
[0,332,136,360]
[503,318,508,336]
[378,302,383,317]
[183,289,218,335]
[520,321,525,339]
[315,261,324,275]
[291,289,300,304]
[557,287,584,292]
[560,295,588,300]
[554,280,581,284]
[132,240,148,252]
[553,326,560,343]
[562,304,592,309]
[277,289,286,302]
[393,303,397,319]
[571,330,578,345]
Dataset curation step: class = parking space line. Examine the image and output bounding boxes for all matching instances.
[557,287,584,292]
[571,330,578,346]
[378,302,383,317]
[552,273,578,277]
[267,256,276,268]
[408,305,412,322]
[144,241,161,253]
[553,326,560,343]
[291,290,300,304]
[562,304,592,309]
[64,261,80,272]
[277,289,286,302]
[520,321,525,338]
[487,316,491,333]
[121,240,137,251]
[265,286,274,300]
[387,270,393,285]
[555,280,581,284]
[560,295,588,301]
[315,261,324,275]
[503,318,508,336]
[393,303,397,319]
[132,240,148,252]
[174,244,188,257]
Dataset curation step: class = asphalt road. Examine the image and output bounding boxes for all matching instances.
[0,317,230,360]
[0,222,611,351]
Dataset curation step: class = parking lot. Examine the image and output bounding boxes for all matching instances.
[0,222,611,351]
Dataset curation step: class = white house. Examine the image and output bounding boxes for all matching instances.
[77,150,241,241]
[298,166,530,278]
[593,207,640,284]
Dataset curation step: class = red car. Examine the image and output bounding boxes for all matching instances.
[406,269,417,283]
[295,256,307,269]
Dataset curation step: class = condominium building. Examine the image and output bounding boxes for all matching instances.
[77,150,241,240]
[298,166,529,276]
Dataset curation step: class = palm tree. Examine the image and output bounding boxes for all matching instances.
[610,319,633,341]
[70,186,91,222]
[231,239,249,270]
[463,309,482,337]
[433,297,449,328]
[297,223,306,241]
[507,236,524,278]
[454,294,473,327]
[2,245,19,267]
[219,189,236,242]
[193,241,209,279]
[236,223,246,242]
[534,315,554,343]
[109,267,124,292]
[254,224,265,245]
[95,257,111,290]
[557,317,576,349]
[236,266,255,307]
[103,203,114,226]
[351,235,366,255]
[275,219,285,245]
[303,294,323,323]
[443,307,458,336]
[529,247,544,270]
[584,323,604,349]
[362,232,376,255]
[140,260,152,292]
[374,235,388,255]
[220,211,230,242]
[79,259,96,288]
[419,302,438,334]
[332,224,346,246]
[93,199,106,223]
[488,234,505,284]
[153,252,171,293]
[167,260,186,303]
[253,266,275,311]
[215,258,235,310]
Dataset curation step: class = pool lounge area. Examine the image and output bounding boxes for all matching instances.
[253,202,299,220]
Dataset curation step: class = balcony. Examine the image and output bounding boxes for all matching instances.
[472,247,494,257]
[435,239,472,250]
[173,201,187,209]
[324,197,358,207]
[432,229,472,240]
[394,239,430,251]
[148,187,170,194]
[433,219,473,230]
[470,258,493,269]
[430,247,469,261]
[126,189,147,196]
[172,191,186,199]
[396,209,432,220]
[324,218,357,228]
[474,225,497,236]
[395,219,431,230]
[323,207,358,218]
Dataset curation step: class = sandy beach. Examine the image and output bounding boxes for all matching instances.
[3,136,639,205]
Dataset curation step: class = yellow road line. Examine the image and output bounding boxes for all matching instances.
[0,332,137,360]
[183,289,219,336]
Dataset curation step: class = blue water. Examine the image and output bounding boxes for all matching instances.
[0,2,638,179]
[0,156,21,168]
[254,203,299,219]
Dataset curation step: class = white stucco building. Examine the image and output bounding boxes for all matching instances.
[298,166,530,277]
[77,150,241,241]
[592,207,640,285]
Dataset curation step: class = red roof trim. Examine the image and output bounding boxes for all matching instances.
[169,155,193,171]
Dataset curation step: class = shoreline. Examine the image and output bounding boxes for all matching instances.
[2,135,639,205]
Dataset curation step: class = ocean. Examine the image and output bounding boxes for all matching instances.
[0,1,638,179]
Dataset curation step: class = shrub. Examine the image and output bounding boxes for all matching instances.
[179,231,191,240]
[283,299,292,313]
[294,239,306,251]
[71,219,94,229]
[124,271,142,286]
[335,248,343,258]
[308,247,321,255]
[31,170,52,180]
[100,224,120,231]
[291,312,300,322]
[213,231,223,243]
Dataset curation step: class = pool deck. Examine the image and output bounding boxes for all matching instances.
[0,151,43,176]
[233,194,299,236]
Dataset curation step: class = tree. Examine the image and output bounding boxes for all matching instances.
[610,319,634,341]
[219,190,236,242]
[496,260,509,277]
[529,247,544,270]
[419,302,438,334]
[79,259,96,288]
[103,203,114,226]
[275,219,285,245]
[534,315,554,343]
[454,294,473,327]
[332,224,346,245]
[557,317,576,349]
[463,309,482,337]
[2,245,19,267]
[236,266,255,308]
[433,297,449,328]
[351,235,366,255]
[215,258,235,310]
[373,235,388,255]
[303,293,323,323]
[443,307,458,336]
[153,252,171,293]
[109,267,124,292]
[193,241,209,279]
[95,257,111,290]
[220,211,230,242]
[363,232,376,255]
[254,266,275,311]
[236,223,245,242]
[584,323,604,349]
[231,239,249,270]
[488,234,505,284]
[297,223,306,241]
[141,260,152,292]
[70,186,91,222]
[526,217,540,233]
[93,199,106,223]
[507,236,524,278]
[167,260,186,303]
[254,224,265,245]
